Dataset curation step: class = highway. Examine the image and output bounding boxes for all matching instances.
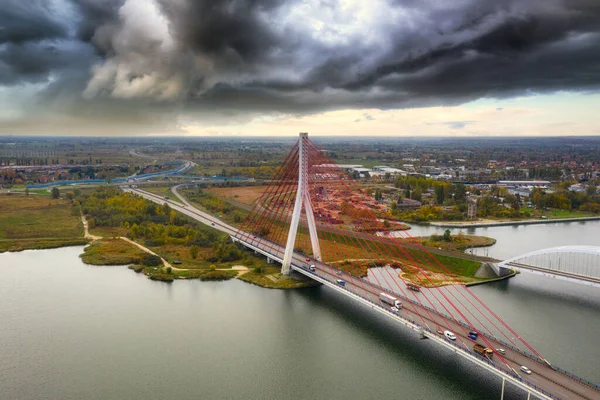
[124,186,600,400]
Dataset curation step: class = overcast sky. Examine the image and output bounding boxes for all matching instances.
[1,0,600,136]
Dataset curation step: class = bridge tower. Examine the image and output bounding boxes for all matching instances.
[281,132,322,274]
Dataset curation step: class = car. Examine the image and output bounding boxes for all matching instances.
[211,222,215,226]
[308,265,316,271]
[496,348,506,355]
[444,330,457,341]
[520,366,532,375]
[305,257,310,262]
[336,279,346,286]
[468,331,478,340]
[391,306,400,313]
[336,270,342,275]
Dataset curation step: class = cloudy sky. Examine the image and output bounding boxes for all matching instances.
[2,0,600,136]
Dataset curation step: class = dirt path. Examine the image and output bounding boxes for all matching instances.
[223,265,250,277]
[82,212,251,277]
[117,236,179,270]
[81,215,102,241]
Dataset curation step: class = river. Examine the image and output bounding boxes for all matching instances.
[405,219,600,260]
[1,244,599,400]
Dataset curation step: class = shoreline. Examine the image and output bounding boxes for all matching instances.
[428,216,600,228]
[465,272,517,286]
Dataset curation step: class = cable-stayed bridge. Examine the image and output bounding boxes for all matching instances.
[124,133,600,400]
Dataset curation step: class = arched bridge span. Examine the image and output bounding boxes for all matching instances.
[495,246,600,287]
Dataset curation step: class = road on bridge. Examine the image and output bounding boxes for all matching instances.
[125,186,600,400]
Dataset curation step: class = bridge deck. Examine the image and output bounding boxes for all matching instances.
[127,187,600,400]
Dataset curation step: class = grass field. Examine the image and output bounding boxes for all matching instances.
[89,225,128,238]
[0,194,83,240]
[207,186,267,205]
[0,194,84,252]
[544,209,595,219]
[80,239,147,265]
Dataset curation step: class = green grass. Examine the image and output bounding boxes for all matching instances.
[332,158,382,168]
[171,269,237,280]
[430,253,482,278]
[0,238,89,253]
[179,188,249,227]
[89,225,128,238]
[545,209,595,219]
[80,239,147,265]
[0,194,83,240]
[0,194,85,252]
[128,264,237,282]
[27,189,52,196]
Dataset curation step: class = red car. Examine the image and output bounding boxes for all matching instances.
[305,257,310,262]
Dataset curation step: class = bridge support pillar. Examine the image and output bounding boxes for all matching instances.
[500,378,505,400]
[490,263,512,277]
[281,132,322,274]
[267,257,273,264]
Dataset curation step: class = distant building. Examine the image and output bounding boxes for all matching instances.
[467,198,477,219]
[568,184,587,193]
[372,166,408,177]
[498,180,551,187]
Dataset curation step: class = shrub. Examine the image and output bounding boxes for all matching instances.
[141,254,162,266]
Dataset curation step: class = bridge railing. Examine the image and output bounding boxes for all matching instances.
[549,366,600,392]
[347,269,600,394]
[253,242,597,397]
[295,265,562,399]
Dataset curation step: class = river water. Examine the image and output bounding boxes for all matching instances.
[406,219,600,260]
[1,238,599,399]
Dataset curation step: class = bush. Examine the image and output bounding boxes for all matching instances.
[190,245,199,259]
[141,254,162,266]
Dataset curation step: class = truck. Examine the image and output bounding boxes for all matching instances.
[379,292,402,309]
[473,344,493,359]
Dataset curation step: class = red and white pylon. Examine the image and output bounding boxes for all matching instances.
[281,132,322,274]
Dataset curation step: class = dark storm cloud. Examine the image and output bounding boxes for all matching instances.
[159,0,285,62]
[177,0,600,116]
[0,40,95,85]
[2,0,600,132]
[70,0,125,42]
[0,0,68,44]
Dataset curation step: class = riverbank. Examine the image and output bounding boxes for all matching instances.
[79,232,313,288]
[465,272,517,286]
[429,216,600,228]
[0,238,90,253]
[238,269,320,289]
